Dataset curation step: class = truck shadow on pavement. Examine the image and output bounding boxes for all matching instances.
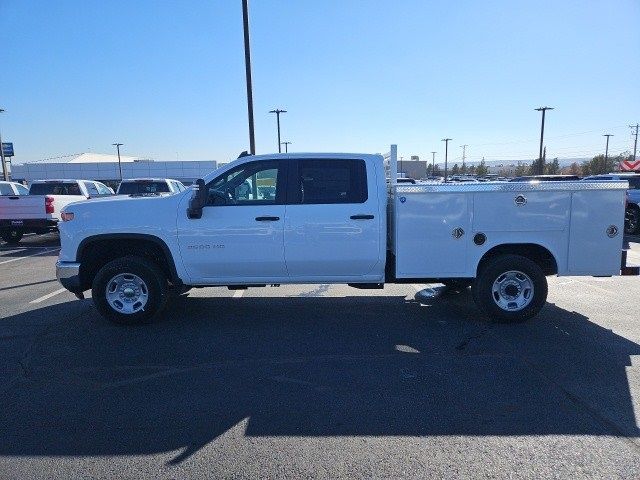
[1,292,638,465]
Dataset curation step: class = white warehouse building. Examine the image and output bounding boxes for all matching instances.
[11,153,218,188]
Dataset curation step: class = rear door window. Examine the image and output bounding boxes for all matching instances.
[0,183,13,195]
[293,159,368,204]
[118,181,171,194]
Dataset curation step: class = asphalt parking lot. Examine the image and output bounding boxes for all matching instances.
[1,233,639,479]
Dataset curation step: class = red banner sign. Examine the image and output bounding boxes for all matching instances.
[620,160,640,171]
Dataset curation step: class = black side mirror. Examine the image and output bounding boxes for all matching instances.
[187,178,207,219]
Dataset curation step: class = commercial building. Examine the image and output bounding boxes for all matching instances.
[11,153,217,188]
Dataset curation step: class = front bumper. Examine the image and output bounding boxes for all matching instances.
[56,261,82,292]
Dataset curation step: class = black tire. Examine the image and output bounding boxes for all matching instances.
[1,228,23,245]
[92,255,168,325]
[472,254,548,323]
[625,205,640,235]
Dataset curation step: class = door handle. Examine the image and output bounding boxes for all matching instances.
[255,216,280,221]
[350,214,375,220]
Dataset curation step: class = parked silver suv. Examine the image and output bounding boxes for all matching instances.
[583,173,640,235]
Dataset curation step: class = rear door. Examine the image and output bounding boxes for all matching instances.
[284,158,381,279]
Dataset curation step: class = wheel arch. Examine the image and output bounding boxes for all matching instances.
[476,243,558,277]
[76,233,182,291]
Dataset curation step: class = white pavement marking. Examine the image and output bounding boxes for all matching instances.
[29,288,67,304]
[232,290,244,298]
[0,248,59,265]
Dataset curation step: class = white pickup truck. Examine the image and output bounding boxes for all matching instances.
[0,179,113,244]
[55,146,638,325]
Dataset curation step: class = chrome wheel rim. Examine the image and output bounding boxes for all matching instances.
[491,270,534,312]
[105,273,149,314]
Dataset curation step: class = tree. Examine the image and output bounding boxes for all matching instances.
[451,163,460,175]
[568,162,581,176]
[468,165,476,175]
[545,158,560,175]
[460,162,468,175]
[514,162,528,177]
[433,164,441,175]
[581,153,625,176]
[476,158,488,177]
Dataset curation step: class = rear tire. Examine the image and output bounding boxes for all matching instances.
[472,254,547,323]
[92,255,168,325]
[1,228,23,245]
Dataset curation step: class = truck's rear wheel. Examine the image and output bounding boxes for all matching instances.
[1,228,23,245]
[472,254,547,323]
[92,255,168,325]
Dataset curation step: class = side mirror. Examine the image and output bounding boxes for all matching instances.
[187,178,207,219]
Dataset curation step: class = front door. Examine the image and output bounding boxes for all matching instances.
[177,160,288,284]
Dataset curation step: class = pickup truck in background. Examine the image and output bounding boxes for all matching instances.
[0,181,30,196]
[55,146,638,325]
[0,179,113,244]
[116,178,186,195]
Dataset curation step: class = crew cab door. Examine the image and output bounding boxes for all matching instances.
[176,160,288,283]
[284,158,381,280]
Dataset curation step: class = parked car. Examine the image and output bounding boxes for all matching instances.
[0,179,113,244]
[55,148,637,325]
[583,173,640,235]
[0,181,30,196]
[509,175,581,182]
[116,178,186,195]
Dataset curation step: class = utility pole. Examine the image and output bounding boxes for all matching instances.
[112,143,123,181]
[269,109,286,153]
[441,138,452,182]
[281,141,291,153]
[630,124,639,162]
[460,144,467,171]
[242,0,256,155]
[431,151,436,176]
[535,106,554,175]
[0,108,7,181]
[603,134,613,164]
[399,156,403,176]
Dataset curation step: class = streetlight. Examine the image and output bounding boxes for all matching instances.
[535,106,554,175]
[269,109,287,153]
[603,134,613,163]
[112,143,124,181]
[441,138,452,182]
[242,0,255,155]
[0,108,7,181]
[281,141,291,153]
[431,151,437,176]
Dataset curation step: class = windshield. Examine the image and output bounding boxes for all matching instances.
[29,182,82,195]
[117,181,171,194]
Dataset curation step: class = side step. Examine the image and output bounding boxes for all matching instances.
[348,283,384,289]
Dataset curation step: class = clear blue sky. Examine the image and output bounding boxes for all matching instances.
[1,0,639,164]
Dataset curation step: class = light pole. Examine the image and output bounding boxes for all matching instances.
[269,109,286,152]
[431,151,436,176]
[603,134,613,164]
[535,106,553,175]
[630,124,639,162]
[112,143,123,181]
[242,0,256,155]
[281,141,291,153]
[441,138,452,182]
[0,108,7,181]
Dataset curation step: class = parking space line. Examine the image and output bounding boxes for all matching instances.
[29,288,67,304]
[0,248,59,265]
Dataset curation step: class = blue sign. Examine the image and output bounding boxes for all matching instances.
[2,142,14,157]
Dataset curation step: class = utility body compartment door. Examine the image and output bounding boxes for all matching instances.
[284,158,382,280]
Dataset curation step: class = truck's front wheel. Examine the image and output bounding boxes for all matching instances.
[92,255,168,325]
[1,228,23,245]
[472,254,547,323]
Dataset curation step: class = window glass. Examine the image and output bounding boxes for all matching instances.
[207,161,280,205]
[95,182,112,195]
[627,177,640,190]
[83,181,100,196]
[0,183,13,195]
[118,181,171,194]
[16,184,29,195]
[297,159,367,204]
[29,182,82,195]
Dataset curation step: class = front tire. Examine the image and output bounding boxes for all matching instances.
[1,228,23,245]
[92,255,168,325]
[472,254,548,323]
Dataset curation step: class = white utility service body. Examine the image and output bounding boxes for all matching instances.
[55,146,637,324]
